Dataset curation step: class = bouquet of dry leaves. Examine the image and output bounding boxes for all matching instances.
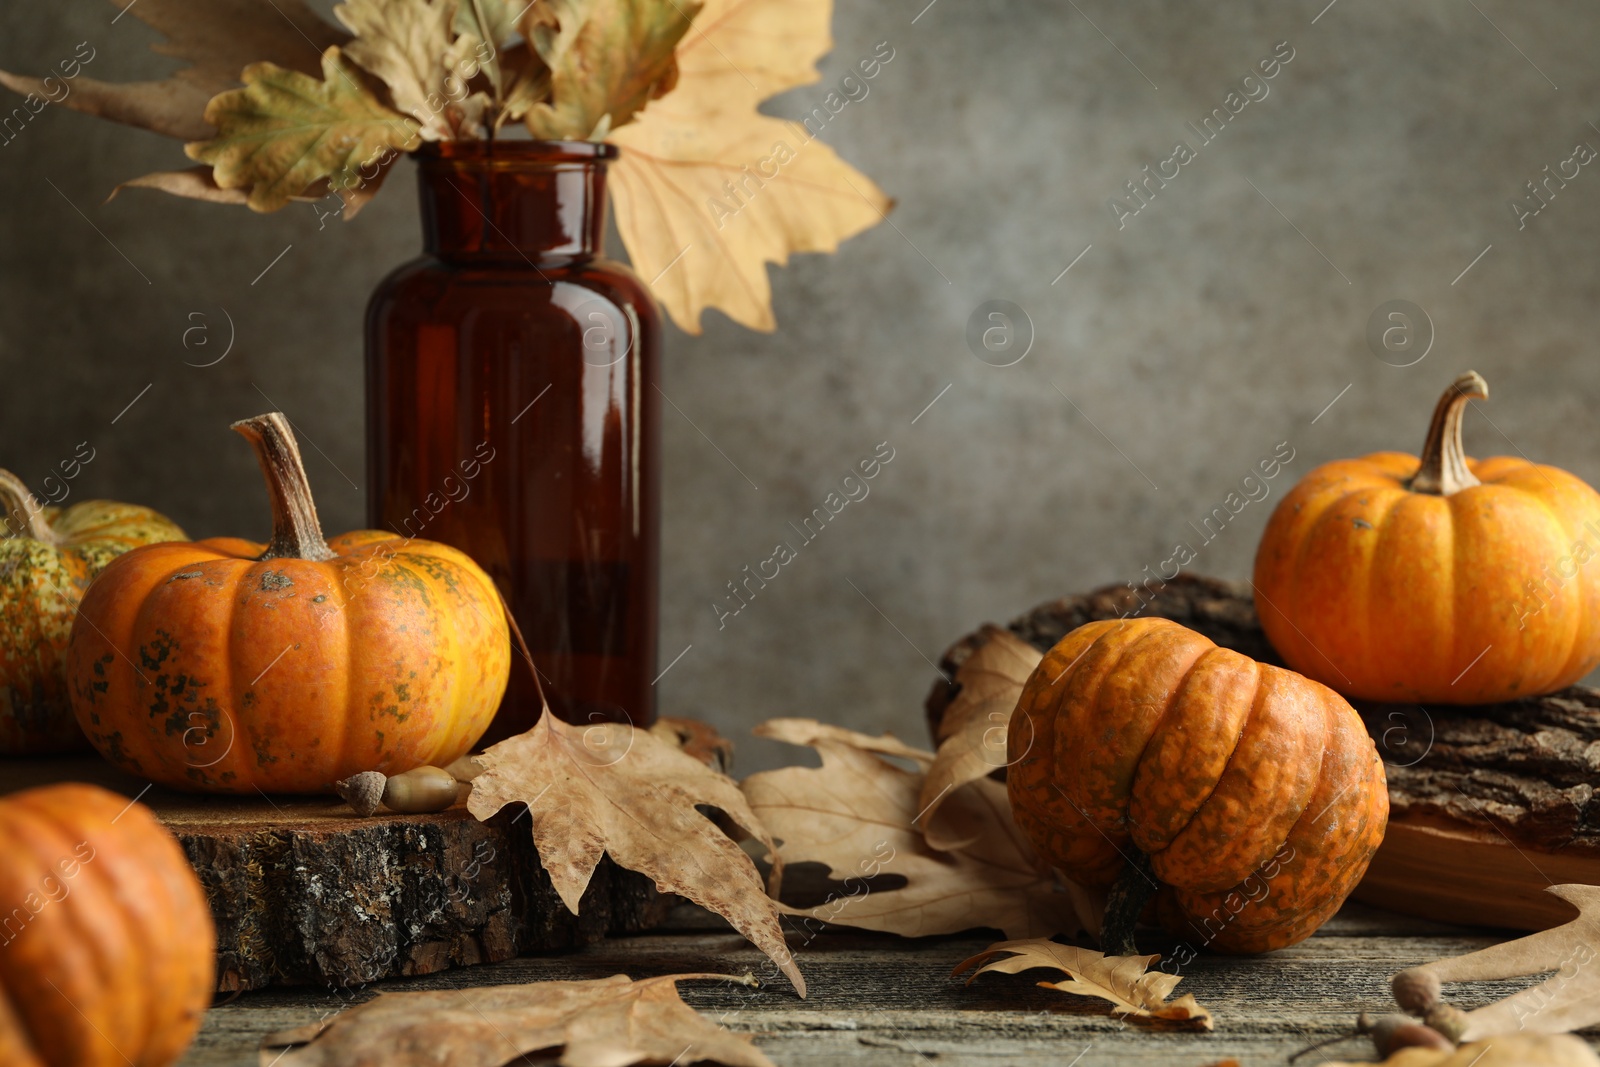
[0,0,890,332]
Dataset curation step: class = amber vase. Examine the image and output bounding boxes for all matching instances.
[366,140,660,742]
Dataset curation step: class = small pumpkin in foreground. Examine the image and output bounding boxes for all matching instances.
[1007,617,1388,954]
[0,782,214,1067]
[68,412,510,794]
[1255,371,1600,704]
[0,470,185,754]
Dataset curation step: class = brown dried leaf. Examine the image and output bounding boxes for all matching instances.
[0,0,347,141]
[954,938,1214,1030]
[743,718,1074,939]
[109,167,249,205]
[260,973,775,1067]
[467,711,804,996]
[605,0,891,333]
[919,628,1041,850]
[336,0,467,140]
[1397,884,1600,1040]
[520,0,698,141]
[1326,1033,1600,1066]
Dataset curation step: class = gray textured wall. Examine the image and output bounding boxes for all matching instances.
[3,1,1598,771]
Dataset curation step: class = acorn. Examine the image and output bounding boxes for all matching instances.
[336,765,463,816]
[1392,968,1443,1015]
[1359,1012,1454,1056]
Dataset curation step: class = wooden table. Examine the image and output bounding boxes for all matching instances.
[179,899,1564,1066]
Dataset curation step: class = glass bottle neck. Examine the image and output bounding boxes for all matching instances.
[415,141,614,263]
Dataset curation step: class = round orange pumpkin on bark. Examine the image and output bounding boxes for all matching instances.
[0,782,214,1067]
[1254,371,1600,704]
[67,413,509,794]
[0,471,185,754]
[1007,617,1388,954]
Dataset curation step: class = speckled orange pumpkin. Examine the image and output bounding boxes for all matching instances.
[0,471,185,754]
[1007,617,1388,954]
[1254,371,1600,704]
[67,413,509,794]
[0,782,214,1067]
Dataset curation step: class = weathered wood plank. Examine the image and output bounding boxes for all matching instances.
[177,909,1597,1067]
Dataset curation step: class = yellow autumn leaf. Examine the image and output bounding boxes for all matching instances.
[186,47,422,212]
[604,0,892,333]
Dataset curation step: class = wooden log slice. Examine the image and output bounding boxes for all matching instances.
[1,755,671,991]
[924,574,1600,932]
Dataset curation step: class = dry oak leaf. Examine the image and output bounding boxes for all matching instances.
[454,0,523,95]
[953,938,1215,1030]
[919,627,1042,850]
[1326,1033,1600,1067]
[260,973,775,1067]
[743,718,1074,939]
[336,0,471,140]
[521,0,699,141]
[604,0,891,333]
[0,0,347,142]
[186,47,422,212]
[467,711,805,997]
[1394,884,1600,1041]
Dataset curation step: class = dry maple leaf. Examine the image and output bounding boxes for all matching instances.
[0,0,347,141]
[1393,884,1600,1041]
[185,48,422,212]
[467,711,805,997]
[605,0,892,333]
[953,938,1215,1030]
[743,718,1076,940]
[919,628,1042,851]
[520,0,698,141]
[1326,1034,1600,1067]
[261,973,775,1067]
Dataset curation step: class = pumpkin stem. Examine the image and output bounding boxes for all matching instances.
[1100,849,1158,957]
[0,468,54,542]
[1405,371,1487,496]
[231,413,336,563]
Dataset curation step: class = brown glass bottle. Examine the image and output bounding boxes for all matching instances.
[366,141,659,742]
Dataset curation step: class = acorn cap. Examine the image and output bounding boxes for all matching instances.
[336,771,386,817]
[1392,968,1443,1015]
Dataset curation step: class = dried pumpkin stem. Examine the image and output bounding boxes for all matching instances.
[1405,371,1487,496]
[1100,848,1158,957]
[0,468,53,542]
[231,412,336,563]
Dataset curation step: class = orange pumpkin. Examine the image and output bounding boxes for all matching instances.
[1254,371,1600,704]
[0,782,214,1067]
[67,413,509,794]
[1,470,186,754]
[1007,617,1388,954]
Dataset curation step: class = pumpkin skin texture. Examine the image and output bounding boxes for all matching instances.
[0,470,186,755]
[66,414,509,794]
[0,783,214,1067]
[1254,372,1600,704]
[1007,617,1388,954]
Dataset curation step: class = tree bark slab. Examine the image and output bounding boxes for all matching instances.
[925,574,1600,932]
[1,756,671,991]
